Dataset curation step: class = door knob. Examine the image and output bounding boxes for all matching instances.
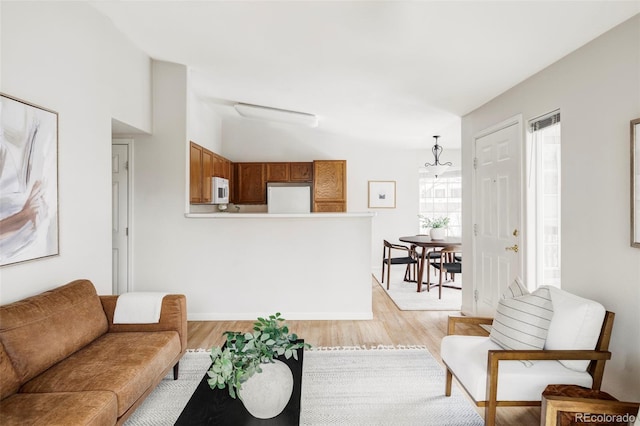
[505,244,519,253]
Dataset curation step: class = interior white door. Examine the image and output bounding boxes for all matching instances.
[112,143,129,294]
[473,121,522,316]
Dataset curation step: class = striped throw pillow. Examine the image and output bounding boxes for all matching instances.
[502,276,528,299]
[490,282,554,366]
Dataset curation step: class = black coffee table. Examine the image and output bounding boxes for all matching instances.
[175,349,304,425]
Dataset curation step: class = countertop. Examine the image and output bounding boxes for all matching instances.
[184,212,376,219]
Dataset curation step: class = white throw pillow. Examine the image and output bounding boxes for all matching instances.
[490,281,554,366]
[503,276,528,299]
[544,286,606,371]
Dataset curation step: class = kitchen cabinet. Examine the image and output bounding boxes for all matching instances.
[212,153,232,180]
[189,143,202,203]
[314,202,347,213]
[267,162,312,183]
[201,149,213,203]
[313,160,346,212]
[289,162,313,182]
[190,141,214,204]
[190,142,232,204]
[234,163,266,204]
[212,154,223,179]
[266,163,290,182]
[212,152,232,201]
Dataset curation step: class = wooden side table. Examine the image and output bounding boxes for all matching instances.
[541,384,639,426]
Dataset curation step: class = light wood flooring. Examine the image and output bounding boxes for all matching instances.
[186,277,540,426]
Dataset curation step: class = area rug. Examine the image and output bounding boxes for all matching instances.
[125,347,483,425]
[124,350,212,425]
[375,270,463,311]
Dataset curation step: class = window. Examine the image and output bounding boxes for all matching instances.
[527,111,561,288]
[418,170,462,237]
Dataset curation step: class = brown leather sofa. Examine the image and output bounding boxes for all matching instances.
[0,279,187,425]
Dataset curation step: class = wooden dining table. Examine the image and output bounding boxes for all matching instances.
[399,235,462,292]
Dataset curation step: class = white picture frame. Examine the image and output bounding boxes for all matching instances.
[368,180,396,208]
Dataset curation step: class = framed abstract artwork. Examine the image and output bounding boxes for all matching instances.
[368,180,396,208]
[1,94,59,266]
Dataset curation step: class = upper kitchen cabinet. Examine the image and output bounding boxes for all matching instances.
[266,162,313,183]
[313,160,346,212]
[190,141,213,204]
[234,162,266,204]
[266,163,290,182]
[289,162,313,182]
[201,149,213,203]
[189,142,202,203]
[212,152,232,180]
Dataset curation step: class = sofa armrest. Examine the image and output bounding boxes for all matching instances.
[100,294,187,352]
[447,315,494,336]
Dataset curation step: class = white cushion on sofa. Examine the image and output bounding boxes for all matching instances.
[544,286,606,371]
[441,335,594,402]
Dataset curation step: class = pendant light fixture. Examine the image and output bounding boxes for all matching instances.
[424,135,452,178]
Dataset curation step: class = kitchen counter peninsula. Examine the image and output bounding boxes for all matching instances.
[185,212,374,219]
[179,212,374,321]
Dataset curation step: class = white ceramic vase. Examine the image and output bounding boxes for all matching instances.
[238,359,294,419]
[430,227,446,240]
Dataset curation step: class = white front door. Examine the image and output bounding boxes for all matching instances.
[473,118,522,316]
[112,143,129,294]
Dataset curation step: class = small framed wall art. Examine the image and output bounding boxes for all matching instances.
[368,180,396,208]
[0,94,59,266]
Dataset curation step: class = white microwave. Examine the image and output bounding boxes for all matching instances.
[212,177,229,204]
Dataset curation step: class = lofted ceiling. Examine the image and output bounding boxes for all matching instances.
[93,1,640,149]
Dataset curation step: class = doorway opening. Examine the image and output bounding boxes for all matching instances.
[111,139,133,294]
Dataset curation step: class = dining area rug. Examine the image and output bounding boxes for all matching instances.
[124,347,483,425]
[375,269,463,311]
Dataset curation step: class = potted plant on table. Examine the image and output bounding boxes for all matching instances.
[419,216,450,240]
[207,312,310,419]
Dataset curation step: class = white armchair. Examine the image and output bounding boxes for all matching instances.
[440,283,614,426]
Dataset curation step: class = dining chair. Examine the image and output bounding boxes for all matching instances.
[429,246,462,299]
[381,240,418,289]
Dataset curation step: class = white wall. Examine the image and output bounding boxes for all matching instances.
[0,2,151,302]
[462,15,640,399]
[188,90,222,154]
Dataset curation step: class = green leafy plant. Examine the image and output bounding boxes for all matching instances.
[207,312,310,398]
[419,215,450,229]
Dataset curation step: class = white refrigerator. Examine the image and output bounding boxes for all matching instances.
[267,183,312,214]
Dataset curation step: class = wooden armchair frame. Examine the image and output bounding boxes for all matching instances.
[443,312,615,426]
